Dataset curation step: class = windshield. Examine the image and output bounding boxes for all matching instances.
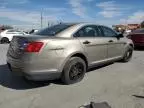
[132,29,144,33]
[34,24,74,36]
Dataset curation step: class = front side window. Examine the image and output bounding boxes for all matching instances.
[74,25,99,37]
[101,26,117,37]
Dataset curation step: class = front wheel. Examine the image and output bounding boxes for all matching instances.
[121,46,133,62]
[61,57,86,85]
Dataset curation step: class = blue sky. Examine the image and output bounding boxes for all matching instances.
[0,0,144,29]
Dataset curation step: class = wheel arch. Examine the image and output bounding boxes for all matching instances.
[1,37,9,40]
[0,37,10,43]
[59,52,88,72]
[129,43,134,49]
[71,53,88,70]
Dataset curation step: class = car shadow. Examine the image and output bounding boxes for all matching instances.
[0,62,114,90]
[0,64,62,90]
[87,62,114,73]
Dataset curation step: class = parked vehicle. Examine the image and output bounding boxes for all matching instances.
[127,29,144,47]
[7,23,134,84]
[0,29,28,43]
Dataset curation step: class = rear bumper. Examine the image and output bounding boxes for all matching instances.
[24,72,60,81]
[7,62,61,81]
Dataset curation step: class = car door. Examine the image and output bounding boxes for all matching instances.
[100,26,125,59]
[73,25,107,66]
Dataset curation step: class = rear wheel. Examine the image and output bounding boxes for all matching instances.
[121,46,133,62]
[0,37,9,44]
[61,57,86,85]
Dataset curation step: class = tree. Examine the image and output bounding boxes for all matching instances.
[2,25,13,29]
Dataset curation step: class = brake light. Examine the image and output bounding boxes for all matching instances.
[25,42,44,52]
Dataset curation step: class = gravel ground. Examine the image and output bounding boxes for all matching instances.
[0,44,144,108]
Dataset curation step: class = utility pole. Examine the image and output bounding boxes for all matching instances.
[48,22,50,27]
[40,11,43,29]
[125,19,127,30]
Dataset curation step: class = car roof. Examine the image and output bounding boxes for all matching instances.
[62,22,104,26]
[56,23,108,38]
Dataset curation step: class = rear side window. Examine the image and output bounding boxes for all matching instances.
[16,32,24,35]
[35,24,74,36]
[74,25,100,37]
[7,30,17,32]
[101,26,117,37]
[6,30,23,34]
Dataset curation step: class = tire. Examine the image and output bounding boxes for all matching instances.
[61,57,86,85]
[121,46,133,62]
[0,37,9,44]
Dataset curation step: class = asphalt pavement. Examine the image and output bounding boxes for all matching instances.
[0,44,144,108]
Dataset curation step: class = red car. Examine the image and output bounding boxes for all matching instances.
[127,29,144,47]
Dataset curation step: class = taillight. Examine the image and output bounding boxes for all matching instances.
[25,42,44,52]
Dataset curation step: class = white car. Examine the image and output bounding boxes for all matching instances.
[0,29,28,43]
[123,30,132,37]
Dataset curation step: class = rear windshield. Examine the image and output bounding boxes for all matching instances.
[34,24,74,36]
[132,29,144,33]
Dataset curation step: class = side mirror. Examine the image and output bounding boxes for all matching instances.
[116,33,124,38]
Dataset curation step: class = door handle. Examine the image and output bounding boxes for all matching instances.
[83,41,91,44]
[108,40,113,43]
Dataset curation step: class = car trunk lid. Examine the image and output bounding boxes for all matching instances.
[7,35,54,59]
